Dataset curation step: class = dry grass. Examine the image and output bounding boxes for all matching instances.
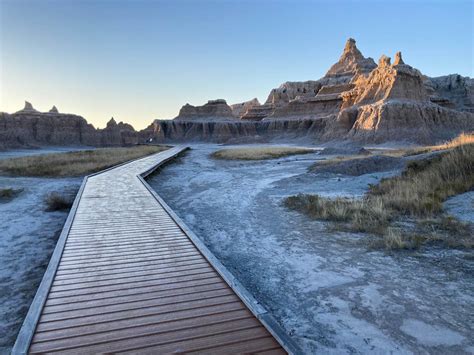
[285,141,474,250]
[398,132,474,157]
[371,142,473,216]
[284,194,390,235]
[44,192,75,211]
[211,146,315,160]
[0,145,169,177]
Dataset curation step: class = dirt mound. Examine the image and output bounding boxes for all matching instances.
[311,155,403,176]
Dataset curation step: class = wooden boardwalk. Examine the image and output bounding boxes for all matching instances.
[14,147,296,354]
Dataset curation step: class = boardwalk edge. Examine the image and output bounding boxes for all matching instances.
[140,147,302,355]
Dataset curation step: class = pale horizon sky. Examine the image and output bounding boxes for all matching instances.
[1,0,473,129]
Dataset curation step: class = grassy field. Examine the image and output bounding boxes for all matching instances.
[285,138,474,250]
[211,146,316,160]
[0,145,169,177]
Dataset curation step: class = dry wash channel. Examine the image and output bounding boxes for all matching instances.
[13,146,296,354]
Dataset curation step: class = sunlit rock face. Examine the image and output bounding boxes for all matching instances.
[174,99,237,121]
[325,53,474,143]
[255,38,377,121]
[325,38,377,79]
[230,98,261,118]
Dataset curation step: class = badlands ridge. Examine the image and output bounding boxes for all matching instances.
[1,39,473,148]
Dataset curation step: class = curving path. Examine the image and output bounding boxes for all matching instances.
[14,146,295,354]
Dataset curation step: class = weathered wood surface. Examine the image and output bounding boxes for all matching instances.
[14,147,288,354]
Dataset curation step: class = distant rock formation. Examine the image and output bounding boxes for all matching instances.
[150,118,326,143]
[424,74,474,112]
[393,51,404,65]
[16,101,38,113]
[0,106,143,149]
[175,99,237,121]
[230,98,260,118]
[49,105,59,113]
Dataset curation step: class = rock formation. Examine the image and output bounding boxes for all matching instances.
[160,39,473,143]
[325,38,377,79]
[2,39,472,148]
[16,101,38,113]
[393,51,404,65]
[0,105,143,149]
[325,52,473,142]
[174,99,237,121]
[49,105,59,113]
[230,98,261,118]
[424,74,474,112]
[242,38,376,121]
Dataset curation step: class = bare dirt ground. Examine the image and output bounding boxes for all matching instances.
[148,144,473,354]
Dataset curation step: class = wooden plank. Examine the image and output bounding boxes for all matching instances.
[30,309,254,352]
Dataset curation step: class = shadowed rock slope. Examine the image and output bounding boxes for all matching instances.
[0,103,143,149]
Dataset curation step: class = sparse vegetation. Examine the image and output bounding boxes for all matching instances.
[0,188,24,202]
[403,132,474,156]
[315,133,474,168]
[211,146,315,160]
[0,145,169,177]
[285,140,474,250]
[44,192,75,211]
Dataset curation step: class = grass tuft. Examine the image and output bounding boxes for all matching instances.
[211,146,315,160]
[44,192,75,211]
[0,145,169,177]
[0,188,24,202]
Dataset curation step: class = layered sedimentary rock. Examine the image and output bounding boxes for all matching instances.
[0,102,142,149]
[175,99,236,121]
[165,38,472,143]
[325,53,474,142]
[324,38,377,80]
[230,98,260,118]
[99,117,141,146]
[151,118,326,142]
[424,74,474,112]
[244,38,377,121]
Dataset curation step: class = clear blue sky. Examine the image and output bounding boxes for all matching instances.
[1,0,472,129]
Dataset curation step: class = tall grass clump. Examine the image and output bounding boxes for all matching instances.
[44,192,75,211]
